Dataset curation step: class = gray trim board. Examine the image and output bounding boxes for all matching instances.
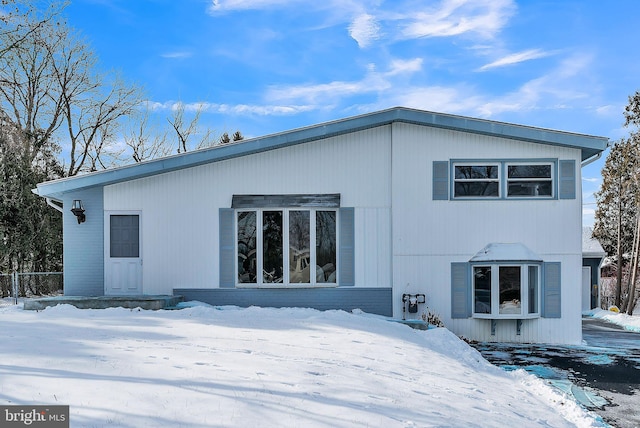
[558,159,576,199]
[219,208,235,288]
[542,262,562,318]
[232,194,340,208]
[451,262,471,318]
[173,287,393,316]
[432,161,449,200]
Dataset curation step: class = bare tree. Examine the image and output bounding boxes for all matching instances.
[165,102,219,153]
[0,1,64,60]
[123,105,172,163]
[0,2,142,176]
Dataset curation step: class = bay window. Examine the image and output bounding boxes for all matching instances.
[472,264,540,318]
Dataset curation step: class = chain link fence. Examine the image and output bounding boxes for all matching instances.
[0,272,63,301]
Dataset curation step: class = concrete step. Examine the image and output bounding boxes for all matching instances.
[23,295,184,311]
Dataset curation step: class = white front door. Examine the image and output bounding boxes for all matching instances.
[105,213,142,295]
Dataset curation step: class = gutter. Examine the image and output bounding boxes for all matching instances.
[580,151,603,167]
[581,138,611,167]
[46,198,64,213]
[32,188,64,213]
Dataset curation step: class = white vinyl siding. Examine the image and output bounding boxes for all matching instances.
[106,126,391,295]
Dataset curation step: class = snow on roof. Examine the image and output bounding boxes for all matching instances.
[582,227,606,258]
[469,243,543,263]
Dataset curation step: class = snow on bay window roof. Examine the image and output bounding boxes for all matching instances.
[469,243,543,263]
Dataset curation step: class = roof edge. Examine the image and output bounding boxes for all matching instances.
[36,107,609,198]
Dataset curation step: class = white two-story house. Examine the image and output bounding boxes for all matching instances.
[36,107,608,344]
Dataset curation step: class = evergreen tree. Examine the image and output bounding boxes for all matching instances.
[0,114,63,283]
[595,90,640,313]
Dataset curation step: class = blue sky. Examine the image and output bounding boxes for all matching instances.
[64,0,640,226]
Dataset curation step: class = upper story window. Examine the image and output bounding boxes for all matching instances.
[450,161,556,200]
[453,164,500,198]
[507,163,553,198]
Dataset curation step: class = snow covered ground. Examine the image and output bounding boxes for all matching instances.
[586,308,640,333]
[0,300,607,427]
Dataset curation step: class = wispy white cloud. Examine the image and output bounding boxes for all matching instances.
[208,0,516,47]
[263,58,423,104]
[349,13,381,48]
[475,53,595,117]
[385,58,423,76]
[397,0,516,40]
[478,49,552,71]
[160,51,193,59]
[208,0,304,14]
[266,76,388,104]
[146,45,601,130]
[144,100,316,116]
[382,84,484,115]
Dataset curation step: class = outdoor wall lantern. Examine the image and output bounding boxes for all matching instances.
[71,199,86,224]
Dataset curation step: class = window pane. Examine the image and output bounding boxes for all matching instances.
[316,211,337,283]
[499,266,521,314]
[289,211,310,283]
[263,211,283,283]
[237,211,257,283]
[528,266,539,314]
[455,166,498,179]
[507,181,552,197]
[473,267,491,314]
[508,165,551,178]
[455,182,499,197]
[110,215,139,258]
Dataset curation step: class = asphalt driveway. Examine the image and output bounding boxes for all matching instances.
[471,317,640,428]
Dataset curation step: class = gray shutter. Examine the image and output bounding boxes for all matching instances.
[542,262,561,318]
[338,207,355,286]
[219,208,235,288]
[433,161,449,200]
[558,160,576,199]
[451,262,471,318]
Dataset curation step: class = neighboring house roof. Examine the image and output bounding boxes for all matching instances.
[469,243,543,263]
[35,107,609,200]
[583,227,606,258]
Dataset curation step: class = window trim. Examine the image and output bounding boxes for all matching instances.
[471,262,541,319]
[235,207,339,288]
[450,159,558,200]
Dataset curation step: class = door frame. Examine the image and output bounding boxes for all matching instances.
[104,210,143,295]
